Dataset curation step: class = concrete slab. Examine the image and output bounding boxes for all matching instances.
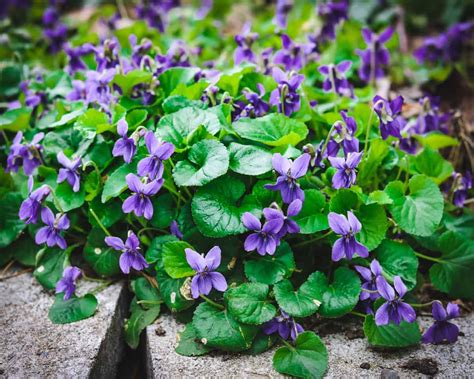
[145,312,474,378]
[0,273,128,378]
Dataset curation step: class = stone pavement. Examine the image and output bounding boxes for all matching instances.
[145,312,474,378]
[0,273,128,378]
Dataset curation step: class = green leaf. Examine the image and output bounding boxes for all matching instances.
[48,294,98,324]
[293,189,329,234]
[363,315,421,348]
[226,283,276,325]
[233,113,308,147]
[11,236,37,266]
[316,268,361,318]
[158,67,199,97]
[192,302,258,352]
[126,109,148,130]
[145,235,178,264]
[0,193,26,248]
[162,240,195,279]
[150,194,176,228]
[125,299,160,349]
[329,189,358,213]
[34,247,70,290]
[355,203,388,251]
[0,107,32,132]
[357,139,389,187]
[429,231,474,299]
[156,107,222,151]
[75,108,112,134]
[228,142,273,176]
[113,69,153,95]
[367,190,393,205]
[412,147,453,184]
[55,182,86,212]
[374,240,418,290]
[245,331,277,355]
[132,277,162,309]
[101,162,137,203]
[244,242,295,285]
[274,272,324,317]
[162,95,207,114]
[0,65,21,98]
[385,175,443,236]
[176,324,213,356]
[416,132,458,149]
[191,176,261,238]
[88,198,122,228]
[173,140,229,186]
[83,228,121,277]
[273,331,328,379]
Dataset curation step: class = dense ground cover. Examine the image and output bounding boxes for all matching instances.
[0,1,473,377]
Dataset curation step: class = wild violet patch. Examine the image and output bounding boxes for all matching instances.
[1,1,473,378]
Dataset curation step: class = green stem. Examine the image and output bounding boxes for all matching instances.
[321,123,337,156]
[137,300,163,306]
[280,338,296,350]
[408,301,435,308]
[49,190,65,213]
[83,274,109,283]
[199,294,225,310]
[1,130,10,146]
[403,155,410,191]
[350,311,367,318]
[91,280,114,294]
[414,252,443,264]
[89,208,111,236]
[293,230,333,248]
[364,109,374,155]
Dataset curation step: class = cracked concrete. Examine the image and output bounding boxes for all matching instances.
[145,312,474,378]
[0,273,128,378]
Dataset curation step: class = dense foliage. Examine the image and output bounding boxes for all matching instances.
[1,1,473,377]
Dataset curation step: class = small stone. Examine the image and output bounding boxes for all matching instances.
[380,369,400,379]
[155,325,166,336]
[401,358,439,376]
[360,362,370,370]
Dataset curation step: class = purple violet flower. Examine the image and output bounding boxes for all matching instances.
[105,231,149,274]
[327,111,359,157]
[414,96,450,135]
[239,84,270,118]
[155,41,192,74]
[93,39,120,72]
[55,266,82,300]
[422,301,460,344]
[328,211,368,261]
[414,22,473,64]
[242,212,283,256]
[328,151,363,189]
[317,0,348,43]
[269,67,304,117]
[135,0,178,32]
[356,27,394,83]
[65,43,93,74]
[67,80,87,101]
[234,23,258,65]
[122,174,163,220]
[129,34,153,68]
[274,34,305,71]
[375,276,416,326]
[196,0,213,19]
[265,153,310,204]
[42,6,67,54]
[112,119,137,164]
[57,151,82,192]
[318,61,353,98]
[373,95,405,140]
[263,200,302,238]
[6,132,44,175]
[185,246,228,299]
[452,171,472,207]
[19,179,51,225]
[85,69,116,111]
[170,220,183,239]
[355,259,382,302]
[262,310,304,341]
[35,207,70,249]
[137,132,175,180]
[274,0,293,29]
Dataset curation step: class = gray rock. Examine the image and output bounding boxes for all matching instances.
[146,312,474,378]
[0,273,128,378]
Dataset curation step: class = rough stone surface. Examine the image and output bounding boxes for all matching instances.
[146,312,474,378]
[0,273,128,378]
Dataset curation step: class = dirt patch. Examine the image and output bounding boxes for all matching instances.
[401,358,439,376]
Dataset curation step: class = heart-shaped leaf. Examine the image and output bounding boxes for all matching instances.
[48,294,98,324]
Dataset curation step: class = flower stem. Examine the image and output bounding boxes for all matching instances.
[364,108,374,156]
[91,280,115,294]
[280,338,296,350]
[49,189,65,213]
[293,230,333,248]
[83,274,109,283]
[350,311,367,318]
[414,252,443,264]
[200,294,225,310]
[408,301,435,308]
[89,208,111,236]
[321,123,337,156]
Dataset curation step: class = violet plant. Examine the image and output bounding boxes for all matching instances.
[0,1,472,378]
